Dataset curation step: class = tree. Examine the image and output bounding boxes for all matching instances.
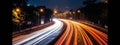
[44,8,53,23]
[81,0,108,27]
[81,0,97,22]
[24,6,38,27]
[12,0,28,31]
[12,7,26,31]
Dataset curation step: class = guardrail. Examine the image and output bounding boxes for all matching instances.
[12,22,54,38]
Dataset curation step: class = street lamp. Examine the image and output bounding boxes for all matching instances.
[54,10,57,14]
[73,12,75,14]
[16,8,20,12]
[15,8,21,13]
[77,10,80,13]
[13,7,22,30]
[40,8,44,12]
[53,9,57,15]
[69,12,72,15]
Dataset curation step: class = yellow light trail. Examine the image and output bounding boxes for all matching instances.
[65,22,73,45]
[74,22,93,45]
[77,22,108,45]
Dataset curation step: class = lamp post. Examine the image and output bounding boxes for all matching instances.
[40,8,44,12]
[77,10,80,13]
[69,12,72,15]
[53,9,57,15]
[15,7,21,31]
[15,7,21,14]
[73,12,75,14]
[39,8,44,25]
[16,8,20,12]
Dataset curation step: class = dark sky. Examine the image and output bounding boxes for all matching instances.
[27,0,101,12]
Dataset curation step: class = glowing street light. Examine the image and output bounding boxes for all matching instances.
[15,8,21,13]
[12,7,21,19]
[40,8,44,12]
[77,10,80,13]
[73,12,75,14]
[54,10,57,14]
[69,12,72,15]
[53,9,58,15]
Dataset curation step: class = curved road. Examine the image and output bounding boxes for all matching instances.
[12,18,63,45]
[55,19,108,45]
[12,19,108,45]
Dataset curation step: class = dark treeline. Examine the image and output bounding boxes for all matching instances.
[67,0,108,27]
[81,0,108,27]
[12,0,53,32]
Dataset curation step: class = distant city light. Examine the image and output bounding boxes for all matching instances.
[69,12,72,14]
[54,10,57,14]
[40,8,44,12]
[54,9,58,15]
[73,12,75,14]
[77,10,80,13]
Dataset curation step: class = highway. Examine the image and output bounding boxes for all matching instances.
[12,18,63,45]
[55,19,108,45]
[12,19,108,45]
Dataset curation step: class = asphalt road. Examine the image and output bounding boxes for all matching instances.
[54,19,108,45]
[12,19,108,45]
[12,18,63,45]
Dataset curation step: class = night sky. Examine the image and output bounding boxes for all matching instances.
[27,0,101,12]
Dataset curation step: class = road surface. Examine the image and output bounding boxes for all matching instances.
[12,18,63,45]
[12,19,108,45]
[55,19,108,45]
